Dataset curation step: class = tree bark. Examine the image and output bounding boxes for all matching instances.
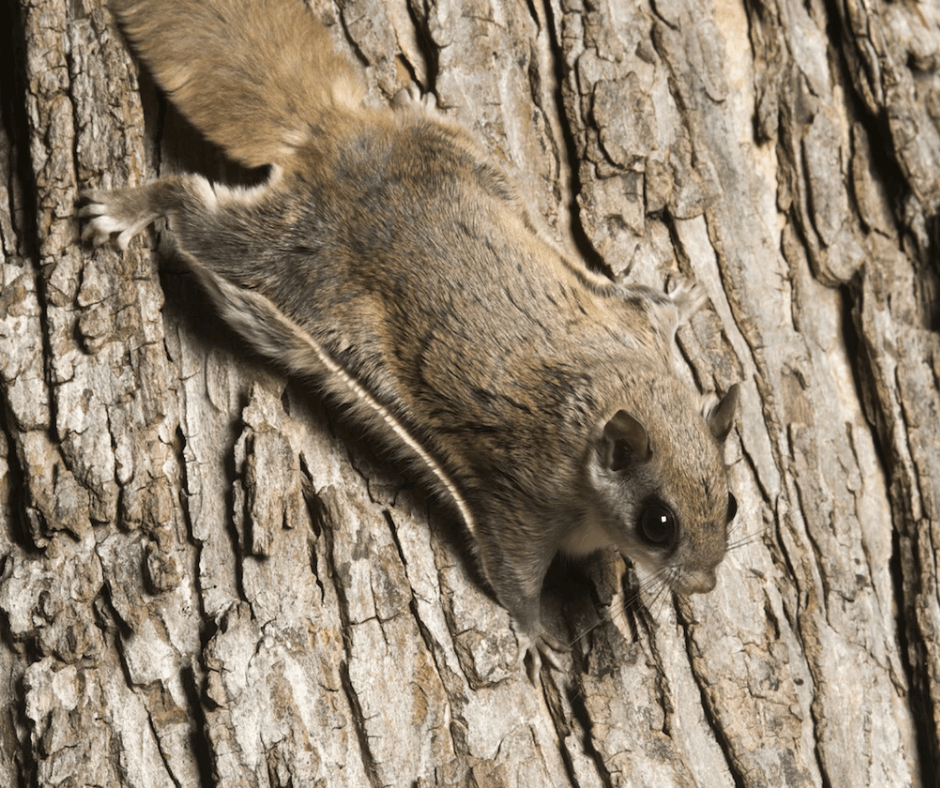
[1,0,938,785]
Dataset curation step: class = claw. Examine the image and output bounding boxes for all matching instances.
[391,84,438,114]
[667,279,707,324]
[76,189,154,250]
[515,627,569,683]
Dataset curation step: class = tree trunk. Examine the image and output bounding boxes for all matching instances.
[1,0,938,785]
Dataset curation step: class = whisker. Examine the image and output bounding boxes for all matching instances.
[564,561,710,654]
[564,568,654,648]
[566,616,606,648]
[726,531,764,552]
[566,500,766,673]
[645,574,674,621]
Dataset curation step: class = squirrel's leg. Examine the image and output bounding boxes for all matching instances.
[666,279,708,323]
[616,281,707,363]
[473,529,568,682]
[619,281,706,327]
[80,175,325,374]
[80,174,281,260]
[79,178,193,250]
[391,84,438,114]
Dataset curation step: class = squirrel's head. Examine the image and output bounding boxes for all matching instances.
[586,382,741,596]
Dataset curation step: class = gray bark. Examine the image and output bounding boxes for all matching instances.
[1,0,938,785]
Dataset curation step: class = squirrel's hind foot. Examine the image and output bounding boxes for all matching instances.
[79,187,161,250]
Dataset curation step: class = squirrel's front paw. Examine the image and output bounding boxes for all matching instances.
[514,626,569,684]
[667,279,708,324]
[78,188,158,250]
[391,84,439,114]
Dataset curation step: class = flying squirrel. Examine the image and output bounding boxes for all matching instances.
[80,0,741,680]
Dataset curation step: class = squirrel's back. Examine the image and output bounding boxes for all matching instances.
[110,0,365,168]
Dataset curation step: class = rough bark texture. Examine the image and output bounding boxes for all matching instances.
[1,0,938,785]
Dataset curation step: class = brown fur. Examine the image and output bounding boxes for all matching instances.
[110,0,365,168]
[82,0,739,676]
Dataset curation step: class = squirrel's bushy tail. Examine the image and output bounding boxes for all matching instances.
[111,0,365,168]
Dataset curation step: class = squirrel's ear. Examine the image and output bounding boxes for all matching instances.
[603,410,652,470]
[706,383,740,444]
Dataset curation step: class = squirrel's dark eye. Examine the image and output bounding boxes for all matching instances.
[638,502,676,547]
[727,493,738,523]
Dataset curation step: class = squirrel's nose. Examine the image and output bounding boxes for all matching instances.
[677,568,717,595]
